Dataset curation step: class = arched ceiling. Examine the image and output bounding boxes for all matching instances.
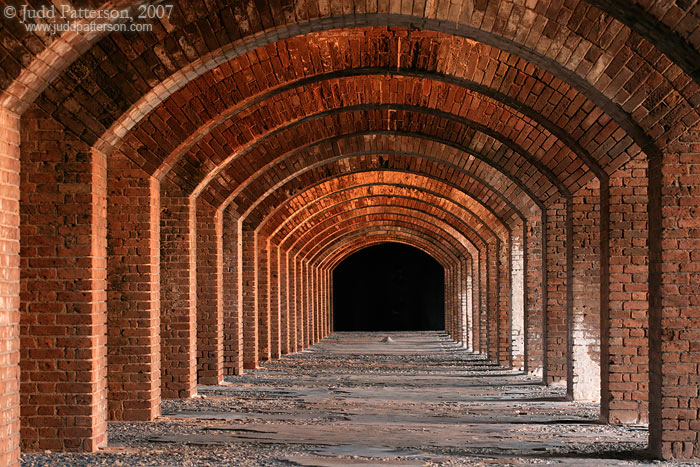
[3,0,699,261]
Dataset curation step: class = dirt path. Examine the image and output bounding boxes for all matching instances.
[24,332,663,466]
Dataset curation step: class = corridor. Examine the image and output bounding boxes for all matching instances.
[24,333,647,466]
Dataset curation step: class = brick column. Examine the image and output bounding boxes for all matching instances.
[571,178,603,402]
[279,249,290,354]
[463,257,472,350]
[479,249,488,355]
[256,236,270,361]
[269,243,281,359]
[222,208,242,375]
[649,128,700,459]
[499,235,512,366]
[303,261,313,347]
[287,253,298,353]
[107,152,160,420]
[160,182,196,398]
[295,258,305,349]
[604,153,648,424]
[544,197,571,387]
[239,221,258,370]
[444,268,452,339]
[526,213,545,378]
[471,251,481,353]
[487,241,499,362]
[0,107,21,465]
[195,199,223,385]
[20,107,107,451]
[314,266,321,343]
[511,220,526,371]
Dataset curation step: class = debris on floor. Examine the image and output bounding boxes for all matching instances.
[23,332,656,466]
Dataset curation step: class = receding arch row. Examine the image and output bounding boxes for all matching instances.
[101,66,610,195]
[172,100,573,209]
[260,174,511,244]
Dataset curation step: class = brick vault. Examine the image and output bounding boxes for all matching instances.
[0,0,698,464]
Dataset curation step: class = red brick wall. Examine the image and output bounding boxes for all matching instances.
[499,237,511,366]
[20,106,108,451]
[222,209,242,375]
[571,178,602,402]
[240,225,258,370]
[526,214,545,377]
[649,126,700,459]
[545,198,570,386]
[487,242,499,362]
[107,152,161,420]
[196,199,223,385]
[0,107,21,466]
[256,237,270,361]
[268,244,282,359]
[159,182,196,398]
[607,153,649,424]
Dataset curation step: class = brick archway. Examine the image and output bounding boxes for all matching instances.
[0,1,698,462]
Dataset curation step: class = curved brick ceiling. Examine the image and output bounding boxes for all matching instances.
[4,1,699,461]
[3,0,699,221]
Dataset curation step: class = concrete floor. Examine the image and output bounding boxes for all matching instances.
[24,332,674,466]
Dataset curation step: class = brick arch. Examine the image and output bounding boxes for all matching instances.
[274,225,467,355]
[186,96,574,205]
[226,138,538,224]
[250,163,519,236]
[282,204,483,262]
[174,97,573,208]
[305,222,481,349]
[323,235,459,272]
[259,176,508,246]
[127,68,601,197]
[263,215,474,359]
[2,1,699,462]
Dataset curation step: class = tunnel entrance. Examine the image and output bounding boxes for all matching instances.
[332,243,445,332]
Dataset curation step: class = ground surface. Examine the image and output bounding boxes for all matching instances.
[23,332,691,466]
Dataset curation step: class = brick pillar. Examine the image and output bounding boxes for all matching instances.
[487,242,499,362]
[526,213,545,378]
[160,182,196,398]
[20,107,107,451]
[463,257,472,350]
[544,197,571,387]
[269,243,281,359]
[314,266,321,343]
[649,127,700,459]
[279,249,290,354]
[304,261,313,347]
[222,208,242,375]
[471,251,481,353]
[479,249,488,355]
[295,258,304,349]
[511,220,526,371]
[499,235,512,366]
[107,152,160,420]
[287,253,298,353]
[239,222,258,370]
[0,107,21,465]
[458,260,468,347]
[605,153,648,424]
[195,199,223,385]
[256,236,270,361]
[444,268,452,339]
[328,268,334,333]
[571,178,603,402]
[453,263,461,344]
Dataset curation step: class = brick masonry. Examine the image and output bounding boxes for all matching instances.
[0,0,697,462]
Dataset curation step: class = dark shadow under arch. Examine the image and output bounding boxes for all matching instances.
[333,243,445,332]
